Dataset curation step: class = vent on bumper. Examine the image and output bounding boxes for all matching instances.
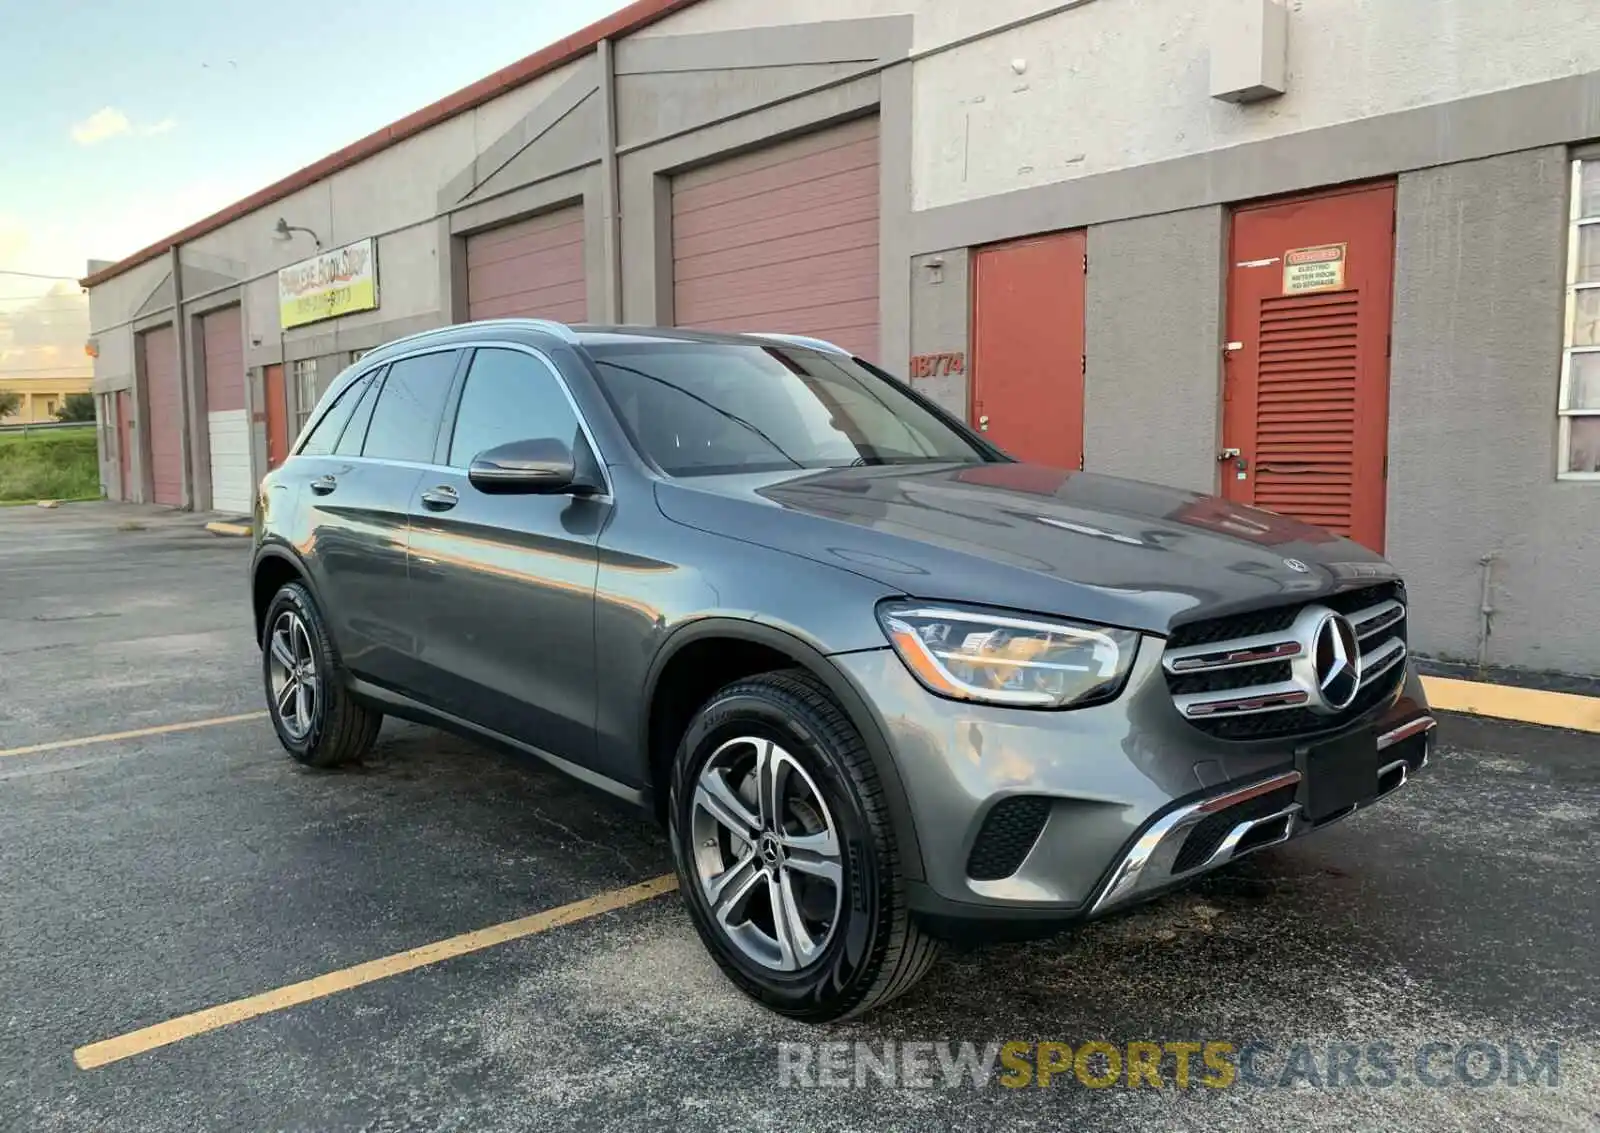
[967,796,1052,881]
[1171,784,1298,874]
[1162,582,1408,741]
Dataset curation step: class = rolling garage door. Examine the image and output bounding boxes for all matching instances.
[201,306,252,513]
[140,324,183,506]
[465,207,587,323]
[672,117,880,360]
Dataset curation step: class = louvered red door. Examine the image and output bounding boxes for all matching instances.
[1224,183,1396,551]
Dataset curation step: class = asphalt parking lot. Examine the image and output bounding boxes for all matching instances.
[2,502,1597,1131]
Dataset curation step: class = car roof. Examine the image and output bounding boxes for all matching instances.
[359,319,850,362]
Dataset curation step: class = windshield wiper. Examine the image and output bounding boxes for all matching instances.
[594,360,804,469]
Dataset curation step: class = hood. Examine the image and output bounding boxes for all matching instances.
[653,462,1398,636]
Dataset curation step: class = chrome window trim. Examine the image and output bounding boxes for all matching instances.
[291,338,614,501]
[292,343,459,458]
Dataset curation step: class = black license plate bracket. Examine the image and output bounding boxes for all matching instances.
[1299,731,1379,822]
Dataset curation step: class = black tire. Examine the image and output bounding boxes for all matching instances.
[669,669,939,1021]
[261,581,381,768]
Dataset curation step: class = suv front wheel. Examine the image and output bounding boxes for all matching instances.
[669,669,939,1021]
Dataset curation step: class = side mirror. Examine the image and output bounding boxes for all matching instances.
[468,437,580,495]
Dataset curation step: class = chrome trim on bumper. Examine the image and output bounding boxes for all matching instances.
[1093,716,1435,916]
[1090,770,1302,914]
[1376,713,1436,750]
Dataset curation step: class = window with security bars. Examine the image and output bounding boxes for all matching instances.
[1561,158,1600,478]
[292,359,318,434]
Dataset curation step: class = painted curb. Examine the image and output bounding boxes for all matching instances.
[204,522,252,538]
[1421,675,1600,734]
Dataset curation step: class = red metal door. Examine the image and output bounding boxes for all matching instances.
[264,363,289,468]
[970,230,1086,469]
[140,325,183,506]
[115,391,132,500]
[1224,183,1396,551]
[672,117,880,360]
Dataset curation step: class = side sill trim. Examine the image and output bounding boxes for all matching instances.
[345,677,647,807]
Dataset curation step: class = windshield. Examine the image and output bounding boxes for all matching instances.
[587,342,992,476]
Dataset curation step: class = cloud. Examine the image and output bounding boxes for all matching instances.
[69,107,176,146]
[71,107,131,145]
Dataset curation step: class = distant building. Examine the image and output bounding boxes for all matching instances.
[79,0,1600,677]
[0,372,91,423]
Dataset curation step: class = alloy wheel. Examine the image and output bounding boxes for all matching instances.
[690,736,844,972]
[267,610,319,740]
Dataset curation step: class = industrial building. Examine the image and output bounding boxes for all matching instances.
[82,0,1600,676]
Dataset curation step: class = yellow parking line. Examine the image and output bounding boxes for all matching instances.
[0,712,270,761]
[74,874,679,1070]
[1421,676,1600,734]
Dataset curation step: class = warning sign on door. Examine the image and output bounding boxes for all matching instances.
[1282,243,1347,295]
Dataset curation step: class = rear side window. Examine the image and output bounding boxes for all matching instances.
[297,373,371,457]
[448,348,581,466]
[334,368,384,456]
[361,350,459,462]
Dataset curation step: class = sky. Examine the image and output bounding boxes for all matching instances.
[0,0,629,385]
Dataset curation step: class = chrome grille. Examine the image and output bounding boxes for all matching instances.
[1163,583,1407,740]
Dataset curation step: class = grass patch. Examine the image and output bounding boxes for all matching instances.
[0,427,102,503]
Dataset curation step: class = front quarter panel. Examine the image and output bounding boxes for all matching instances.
[593,472,900,787]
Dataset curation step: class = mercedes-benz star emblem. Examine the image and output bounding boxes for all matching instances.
[1311,612,1361,711]
[1283,558,1311,574]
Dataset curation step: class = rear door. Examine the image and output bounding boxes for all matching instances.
[291,348,462,688]
[406,346,606,764]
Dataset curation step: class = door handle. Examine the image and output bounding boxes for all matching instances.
[420,485,459,511]
[309,475,337,496]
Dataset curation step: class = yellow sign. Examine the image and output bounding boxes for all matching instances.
[278,238,379,329]
[1282,243,1346,295]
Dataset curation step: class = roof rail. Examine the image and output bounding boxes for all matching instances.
[743,332,850,356]
[470,318,581,343]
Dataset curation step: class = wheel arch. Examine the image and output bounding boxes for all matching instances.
[252,545,323,647]
[642,618,925,882]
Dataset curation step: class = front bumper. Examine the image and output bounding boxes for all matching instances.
[829,638,1435,937]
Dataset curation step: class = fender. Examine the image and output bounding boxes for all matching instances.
[640,616,926,882]
[250,541,327,646]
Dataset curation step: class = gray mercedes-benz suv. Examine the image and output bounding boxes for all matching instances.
[251,319,1435,1021]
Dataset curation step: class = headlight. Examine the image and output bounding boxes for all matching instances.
[876,601,1139,709]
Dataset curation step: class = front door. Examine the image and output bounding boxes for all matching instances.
[1223,183,1396,551]
[970,230,1087,469]
[406,346,605,765]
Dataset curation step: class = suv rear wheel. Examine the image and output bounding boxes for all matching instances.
[669,669,939,1021]
[262,581,382,768]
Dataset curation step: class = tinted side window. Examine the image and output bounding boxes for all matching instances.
[362,350,459,462]
[298,373,371,457]
[334,367,384,456]
[448,348,581,466]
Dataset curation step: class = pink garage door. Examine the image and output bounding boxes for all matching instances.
[466,206,587,323]
[140,324,183,506]
[672,117,880,360]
